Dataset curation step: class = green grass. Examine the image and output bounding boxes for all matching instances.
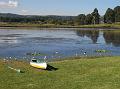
[0,22,120,29]
[0,56,120,89]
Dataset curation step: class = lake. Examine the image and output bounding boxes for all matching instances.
[0,28,120,61]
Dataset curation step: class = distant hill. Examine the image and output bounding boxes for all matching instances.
[0,13,75,24]
[0,13,75,20]
[0,13,23,18]
[0,12,103,26]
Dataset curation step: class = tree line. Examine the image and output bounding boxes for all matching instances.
[0,14,75,25]
[76,6,120,25]
[0,6,120,25]
[75,8,100,25]
[104,6,120,23]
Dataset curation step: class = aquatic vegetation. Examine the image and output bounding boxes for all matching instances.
[95,49,111,53]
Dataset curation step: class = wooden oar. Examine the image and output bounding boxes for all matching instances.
[8,66,21,73]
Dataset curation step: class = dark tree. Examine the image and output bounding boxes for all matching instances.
[104,8,115,23]
[85,14,93,25]
[76,14,86,25]
[91,8,100,24]
[114,6,120,22]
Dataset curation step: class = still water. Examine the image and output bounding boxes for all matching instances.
[0,28,120,61]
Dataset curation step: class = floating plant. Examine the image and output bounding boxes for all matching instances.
[95,49,111,53]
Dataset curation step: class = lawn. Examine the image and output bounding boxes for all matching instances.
[0,56,120,89]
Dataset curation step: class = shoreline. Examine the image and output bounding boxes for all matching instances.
[0,56,118,63]
[0,23,120,29]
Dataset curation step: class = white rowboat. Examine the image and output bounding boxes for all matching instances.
[30,59,47,69]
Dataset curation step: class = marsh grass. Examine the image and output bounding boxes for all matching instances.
[0,22,120,29]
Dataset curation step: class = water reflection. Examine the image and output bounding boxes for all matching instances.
[76,30,99,43]
[103,31,120,46]
[0,35,20,44]
[76,30,120,46]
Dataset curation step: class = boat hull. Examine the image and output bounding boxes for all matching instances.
[30,62,47,69]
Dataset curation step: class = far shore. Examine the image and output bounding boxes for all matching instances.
[0,22,120,29]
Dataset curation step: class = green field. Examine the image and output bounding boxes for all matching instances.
[0,22,120,29]
[0,56,120,89]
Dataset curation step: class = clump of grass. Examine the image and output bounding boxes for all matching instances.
[95,49,111,53]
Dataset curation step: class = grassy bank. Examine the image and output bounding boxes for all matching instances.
[0,22,120,29]
[0,56,120,89]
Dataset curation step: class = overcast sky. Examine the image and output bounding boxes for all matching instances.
[0,0,119,16]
